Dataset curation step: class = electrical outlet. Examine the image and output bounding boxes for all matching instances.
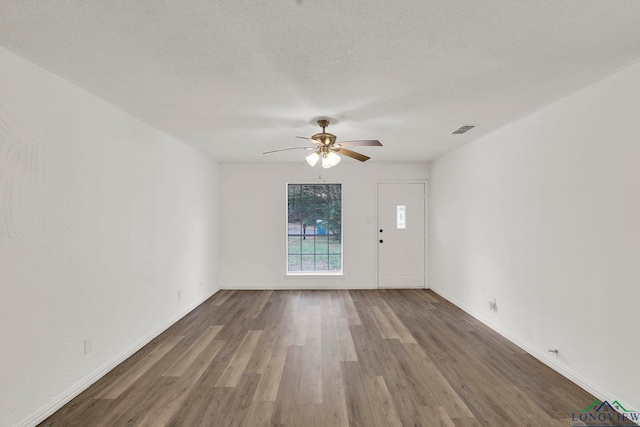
[84,338,93,355]
[488,298,497,312]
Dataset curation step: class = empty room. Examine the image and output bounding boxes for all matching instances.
[1,1,640,426]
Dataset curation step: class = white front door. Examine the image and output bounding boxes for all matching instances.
[377,182,425,288]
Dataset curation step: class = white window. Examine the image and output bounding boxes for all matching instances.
[287,183,342,273]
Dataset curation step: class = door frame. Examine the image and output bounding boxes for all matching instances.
[376,180,428,289]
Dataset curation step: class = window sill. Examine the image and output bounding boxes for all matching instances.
[285,272,345,279]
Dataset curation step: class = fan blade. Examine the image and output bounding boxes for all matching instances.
[334,147,370,162]
[336,139,382,147]
[263,147,312,154]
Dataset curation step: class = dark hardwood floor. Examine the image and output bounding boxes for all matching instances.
[39,290,633,426]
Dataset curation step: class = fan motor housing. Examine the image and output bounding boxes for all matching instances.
[311,132,337,146]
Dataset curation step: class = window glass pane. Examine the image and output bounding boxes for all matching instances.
[288,236,301,254]
[329,255,341,271]
[288,255,301,271]
[301,237,316,254]
[328,237,341,255]
[397,205,406,229]
[315,235,328,252]
[287,183,342,273]
[301,255,316,271]
[315,256,329,270]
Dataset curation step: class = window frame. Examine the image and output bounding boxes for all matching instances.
[285,182,343,276]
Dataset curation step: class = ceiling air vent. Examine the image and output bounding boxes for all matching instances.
[452,125,476,135]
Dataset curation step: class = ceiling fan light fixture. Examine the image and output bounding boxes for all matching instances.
[305,151,320,166]
[327,151,341,166]
[321,154,333,169]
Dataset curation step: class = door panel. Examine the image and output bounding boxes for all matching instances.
[378,183,425,288]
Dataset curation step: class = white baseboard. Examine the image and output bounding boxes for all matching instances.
[430,287,620,410]
[221,283,378,290]
[16,288,220,427]
[222,284,431,290]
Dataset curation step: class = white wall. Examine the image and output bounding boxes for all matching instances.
[429,60,640,410]
[0,47,220,427]
[219,162,428,289]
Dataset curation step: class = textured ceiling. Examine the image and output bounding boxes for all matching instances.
[1,1,640,163]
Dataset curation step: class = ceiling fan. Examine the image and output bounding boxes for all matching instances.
[263,119,382,168]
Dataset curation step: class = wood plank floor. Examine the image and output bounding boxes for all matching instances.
[39,290,634,426]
